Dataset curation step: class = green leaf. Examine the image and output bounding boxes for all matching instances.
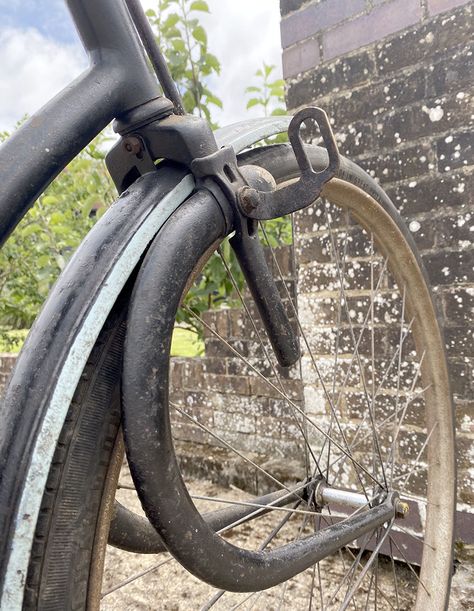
[246,98,261,110]
[192,25,207,45]
[172,38,186,52]
[41,195,58,206]
[245,85,260,93]
[190,0,210,12]
[163,13,180,29]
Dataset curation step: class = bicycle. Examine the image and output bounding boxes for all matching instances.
[0,0,455,608]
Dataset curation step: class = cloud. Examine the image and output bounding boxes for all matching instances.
[141,0,283,126]
[0,28,85,131]
[200,1,283,125]
[0,2,283,131]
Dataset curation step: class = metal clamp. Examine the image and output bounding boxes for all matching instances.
[237,106,340,220]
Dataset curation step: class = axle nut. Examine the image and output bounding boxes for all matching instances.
[238,186,258,214]
[395,500,409,519]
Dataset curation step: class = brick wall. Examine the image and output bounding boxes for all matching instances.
[280,0,473,535]
[170,245,306,494]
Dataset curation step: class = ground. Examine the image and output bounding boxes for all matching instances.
[100,466,473,609]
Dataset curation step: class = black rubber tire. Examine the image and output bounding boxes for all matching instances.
[23,299,126,610]
[123,144,455,605]
[22,144,455,609]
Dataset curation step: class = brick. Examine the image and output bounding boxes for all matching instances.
[359,142,435,184]
[201,357,226,375]
[422,249,474,286]
[437,130,474,173]
[373,90,473,151]
[249,376,303,401]
[442,288,474,325]
[426,43,474,97]
[376,4,472,74]
[323,0,422,61]
[281,0,365,49]
[445,328,474,357]
[455,401,474,434]
[280,0,310,18]
[427,0,471,16]
[257,415,282,438]
[456,435,474,470]
[286,50,375,109]
[433,212,474,250]
[333,119,375,158]
[385,170,474,215]
[406,218,437,251]
[202,309,229,338]
[283,38,321,78]
[205,338,250,358]
[204,373,250,395]
[215,411,256,434]
[451,361,471,401]
[178,402,214,428]
[329,69,426,127]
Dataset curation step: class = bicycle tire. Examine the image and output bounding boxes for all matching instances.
[0,165,194,610]
[3,144,454,609]
[122,144,455,608]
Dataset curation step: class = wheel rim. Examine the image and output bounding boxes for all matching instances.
[97,177,454,609]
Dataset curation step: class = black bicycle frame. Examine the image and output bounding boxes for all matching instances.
[0,0,168,246]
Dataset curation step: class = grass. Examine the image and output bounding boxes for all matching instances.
[170,326,204,357]
[0,327,203,358]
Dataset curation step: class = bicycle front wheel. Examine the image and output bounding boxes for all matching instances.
[117,144,455,609]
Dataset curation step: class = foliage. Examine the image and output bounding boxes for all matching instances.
[245,62,288,147]
[145,0,222,124]
[0,328,28,353]
[0,130,115,331]
[0,11,294,353]
[245,62,286,117]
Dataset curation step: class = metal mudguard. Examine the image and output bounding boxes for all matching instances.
[0,116,292,608]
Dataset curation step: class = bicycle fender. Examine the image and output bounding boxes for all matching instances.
[0,165,193,609]
[0,117,291,608]
[215,116,291,152]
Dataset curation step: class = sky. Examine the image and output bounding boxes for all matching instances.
[0,0,282,131]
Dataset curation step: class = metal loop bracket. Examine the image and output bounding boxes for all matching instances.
[237,106,340,220]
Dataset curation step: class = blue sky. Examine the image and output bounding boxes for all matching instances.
[0,0,79,44]
[0,1,282,130]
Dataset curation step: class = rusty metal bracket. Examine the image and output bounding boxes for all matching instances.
[237,107,340,220]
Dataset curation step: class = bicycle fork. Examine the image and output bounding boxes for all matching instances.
[106,105,340,368]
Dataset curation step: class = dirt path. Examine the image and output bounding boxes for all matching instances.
[102,472,434,610]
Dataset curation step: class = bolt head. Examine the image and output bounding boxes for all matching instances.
[122,136,142,155]
[238,186,258,214]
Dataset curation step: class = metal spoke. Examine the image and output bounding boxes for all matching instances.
[173,402,298,497]
[324,213,387,490]
[322,210,350,481]
[261,225,375,497]
[389,536,430,597]
[389,285,406,486]
[190,493,319,519]
[389,539,400,610]
[394,524,436,551]
[182,305,383,489]
[397,423,438,492]
[217,245,320,475]
[326,532,375,608]
[340,522,394,610]
[200,501,302,611]
[101,557,173,598]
